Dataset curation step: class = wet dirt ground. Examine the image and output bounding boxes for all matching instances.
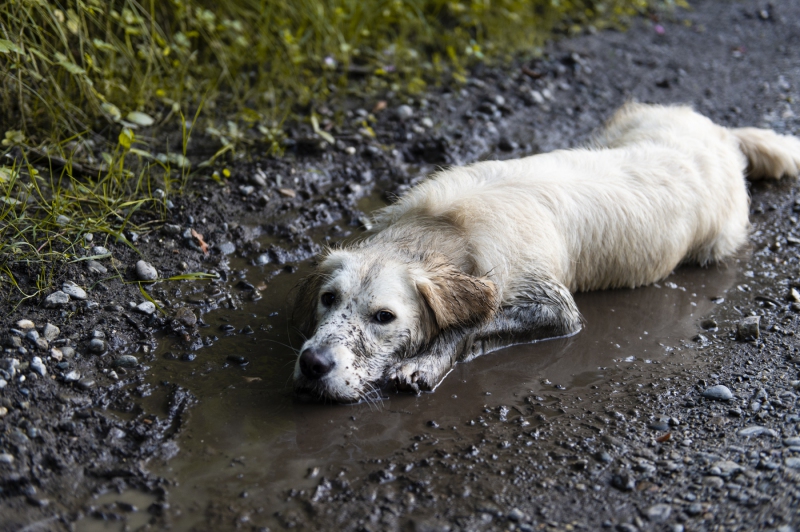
[2,0,800,530]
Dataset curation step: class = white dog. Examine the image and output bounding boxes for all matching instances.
[292,103,800,403]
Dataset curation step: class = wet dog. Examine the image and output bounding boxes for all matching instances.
[292,103,800,403]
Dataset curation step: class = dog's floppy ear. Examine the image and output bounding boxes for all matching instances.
[291,271,325,337]
[414,259,498,331]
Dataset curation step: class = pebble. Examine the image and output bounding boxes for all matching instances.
[250,173,267,187]
[86,260,108,274]
[0,406,6,417]
[700,318,717,330]
[91,246,110,256]
[15,319,35,330]
[702,475,725,488]
[420,117,434,128]
[0,453,14,464]
[43,323,60,342]
[61,346,75,358]
[113,355,139,368]
[64,370,81,382]
[736,316,760,341]
[529,90,545,104]
[174,307,197,327]
[88,339,106,354]
[44,291,70,308]
[62,281,87,300]
[218,242,237,255]
[0,379,5,389]
[25,329,40,342]
[783,437,800,447]
[738,425,778,438]
[108,427,126,439]
[49,348,63,361]
[135,260,158,281]
[30,357,46,377]
[136,301,157,315]
[785,457,800,469]
[239,185,255,196]
[645,503,672,522]
[78,378,95,390]
[702,385,733,401]
[710,460,742,477]
[507,508,525,522]
[396,104,414,120]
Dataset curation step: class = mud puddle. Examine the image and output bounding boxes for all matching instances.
[77,221,746,531]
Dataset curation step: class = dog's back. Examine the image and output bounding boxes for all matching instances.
[371,104,800,298]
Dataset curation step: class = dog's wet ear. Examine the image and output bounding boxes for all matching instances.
[414,260,498,331]
[291,271,325,336]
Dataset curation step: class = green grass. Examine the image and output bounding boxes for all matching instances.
[0,0,680,301]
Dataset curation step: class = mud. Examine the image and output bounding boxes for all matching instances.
[2,0,800,530]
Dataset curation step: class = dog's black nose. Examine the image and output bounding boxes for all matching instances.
[299,347,335,380]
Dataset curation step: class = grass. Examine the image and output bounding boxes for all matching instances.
[0,0,680,302]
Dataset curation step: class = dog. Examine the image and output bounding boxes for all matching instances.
[292,103,800,403]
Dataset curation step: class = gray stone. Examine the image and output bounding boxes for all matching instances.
[91,245,110,256]
[63,370,81,382]
[174,307,197,327]
[60,346,75,358]
[785,457,800,469]
[135,260,158,281]
[91,330,105,339]
[30,357,46,377]
[108,427,126,439]
[0,453,13,464]
[783,437,800,447]
[86,260,107,274]
[738,425,778,438]
[0,359,19,379]
[136,301,156,315]
[218,242,236,255]
[62,281,87,300]
[710,460,743,477]
[702,385,733,401]
[645,503,672,523]
[250,173,267,187]
[420,117,434,128]
[56,215,70,225]
[42,323,60,342]
[15,319,35,330]
[702,476,724,489]
[44,291,70,308]
[0,379,6,389]
[736,316,760,341]
[88,339,106,354]
[396,104,414,120]
[238,185,255,196]
[507,508,525,522]
[113,355,139,368]
[25,329,40,342]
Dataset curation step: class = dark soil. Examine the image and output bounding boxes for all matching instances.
[2,0,800,530]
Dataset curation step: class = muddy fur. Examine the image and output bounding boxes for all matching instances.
[292,102,800,402]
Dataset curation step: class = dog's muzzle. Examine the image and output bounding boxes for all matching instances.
[298,346,336,380]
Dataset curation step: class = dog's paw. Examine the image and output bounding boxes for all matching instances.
[388,361,438,395]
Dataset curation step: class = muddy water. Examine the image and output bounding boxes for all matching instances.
[120,259,737,530]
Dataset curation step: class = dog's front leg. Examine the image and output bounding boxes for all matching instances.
[388,328,474,394]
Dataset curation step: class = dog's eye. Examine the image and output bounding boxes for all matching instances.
[374,310,395,324]
[320,292,336,307]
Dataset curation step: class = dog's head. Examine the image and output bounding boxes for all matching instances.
[291,247,497,402]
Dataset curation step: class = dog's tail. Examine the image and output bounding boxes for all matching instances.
[731,127,800,180]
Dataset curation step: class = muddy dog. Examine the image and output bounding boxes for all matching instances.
[292,103,800,403]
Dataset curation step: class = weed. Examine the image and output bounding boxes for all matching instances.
[0,0,679,299]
